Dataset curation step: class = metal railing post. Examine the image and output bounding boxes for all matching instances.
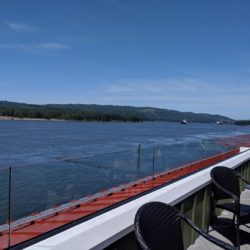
[8,166,12,248]
[152,147,155,177]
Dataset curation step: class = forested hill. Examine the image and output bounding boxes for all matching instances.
[235,120,250,125]
[0,101,233,123]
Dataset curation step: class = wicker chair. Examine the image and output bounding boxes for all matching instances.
[210,166,250,248]
[134,202,237,250]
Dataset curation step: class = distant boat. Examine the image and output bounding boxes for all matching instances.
[216,121,223,125]
[180,119,187,124]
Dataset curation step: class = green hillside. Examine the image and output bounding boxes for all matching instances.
[235,120,250,125]
[0,101,234,123]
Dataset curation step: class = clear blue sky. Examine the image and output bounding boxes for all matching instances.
[1,0,250,119]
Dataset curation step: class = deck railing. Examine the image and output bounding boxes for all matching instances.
[19,148,250,250]
[107,148,250,250]
[0,144,248,249]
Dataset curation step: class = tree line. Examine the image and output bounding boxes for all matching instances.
[0,107,143,122]
[235,120,250,125]
[0,101,235,123]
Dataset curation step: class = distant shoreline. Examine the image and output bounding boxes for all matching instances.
[0,101,233,123]
[0,116,64,121]
[0,116,142,123]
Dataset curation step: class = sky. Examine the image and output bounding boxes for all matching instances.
[0,0,250,119]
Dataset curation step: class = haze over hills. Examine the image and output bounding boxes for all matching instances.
[0,101,233,123]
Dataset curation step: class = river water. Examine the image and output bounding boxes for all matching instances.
[0,120,250,223]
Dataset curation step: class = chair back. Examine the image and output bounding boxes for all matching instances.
[134,202,184,250]
[210,166,240,200]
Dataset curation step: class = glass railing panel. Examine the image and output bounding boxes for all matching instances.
[6,139,237,247]
[63,148,139,191]
[136,145,156,179]
[8,148,140,246]
[0,167,10,250]
[151,139,235,176]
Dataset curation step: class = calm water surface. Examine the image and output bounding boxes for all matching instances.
[0,120,250,223]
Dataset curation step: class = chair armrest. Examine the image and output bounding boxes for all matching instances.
[238,173,250,185]
[180,213,238,250]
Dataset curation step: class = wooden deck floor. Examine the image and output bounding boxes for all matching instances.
[188,189,250,250]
